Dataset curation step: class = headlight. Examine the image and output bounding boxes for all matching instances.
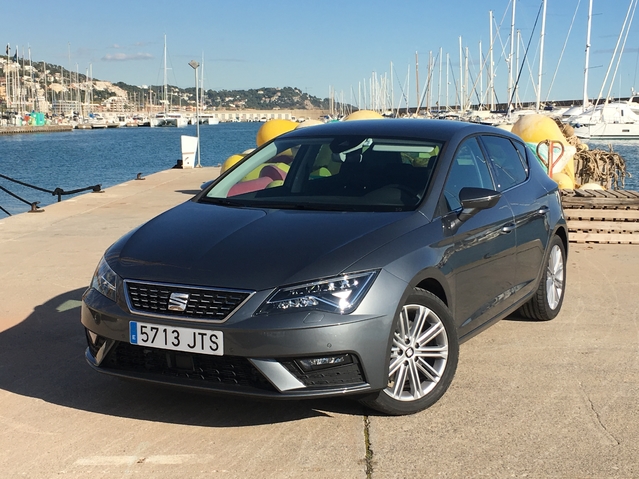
[257,271,378,315]
[91,256,119,302]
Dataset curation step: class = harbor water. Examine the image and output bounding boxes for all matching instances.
[0,122,261,216]
[0,123,638,216]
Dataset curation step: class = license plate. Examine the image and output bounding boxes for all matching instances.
[129,321,223,356]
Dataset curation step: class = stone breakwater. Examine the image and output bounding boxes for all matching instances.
[0,125,73,135]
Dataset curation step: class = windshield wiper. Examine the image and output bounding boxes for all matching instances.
[199,197,246,207]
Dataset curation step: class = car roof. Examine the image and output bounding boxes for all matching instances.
[281,118,515,143]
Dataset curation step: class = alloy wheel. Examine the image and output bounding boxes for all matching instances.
[384,304,449,401]
[546,244,564,310]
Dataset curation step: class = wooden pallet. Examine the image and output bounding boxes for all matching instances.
[561,189,639,244]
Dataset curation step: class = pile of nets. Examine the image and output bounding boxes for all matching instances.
[554,119,631,190]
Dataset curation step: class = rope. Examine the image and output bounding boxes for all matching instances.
[0,173,102,216]
[0,173,52,194]
[573,145,631,190]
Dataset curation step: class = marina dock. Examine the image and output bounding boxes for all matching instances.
[0,168,638,478]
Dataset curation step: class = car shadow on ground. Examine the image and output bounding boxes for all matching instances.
[0,288,366,427]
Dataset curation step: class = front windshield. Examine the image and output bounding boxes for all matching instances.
[202,135,443,212]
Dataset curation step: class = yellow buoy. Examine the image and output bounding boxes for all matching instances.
[551,172,574,190]
[296,119,323,129]
[256,119,297,146]
[511,114,564,143]
[344,110,384,121]
[581,182,605,190]
[577,143,589,151]
[220,154,245,174]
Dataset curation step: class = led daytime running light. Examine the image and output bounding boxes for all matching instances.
[259,271,377,315]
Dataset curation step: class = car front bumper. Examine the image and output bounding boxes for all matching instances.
[81,270,407,399]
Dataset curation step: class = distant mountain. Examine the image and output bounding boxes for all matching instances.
[1,55,330,111]
[115,82,331,111]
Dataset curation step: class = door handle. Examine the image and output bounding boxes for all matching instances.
[538,206,549,215]
[502,224,516,234]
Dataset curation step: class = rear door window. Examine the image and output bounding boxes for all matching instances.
[480,135,528,192]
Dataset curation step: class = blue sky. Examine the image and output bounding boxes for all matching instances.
[4,0,639,107]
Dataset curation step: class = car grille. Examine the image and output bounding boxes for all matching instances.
[280,359,366,388]
[100,341,276,392]
[125,281,251,322]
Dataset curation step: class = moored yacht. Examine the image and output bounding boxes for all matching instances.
[199,114,219,125]
[151,112,188,127]
[568,100,639,139]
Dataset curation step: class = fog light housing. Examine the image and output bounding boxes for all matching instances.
[296,354,353,372]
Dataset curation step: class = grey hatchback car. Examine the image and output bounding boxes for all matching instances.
[82,119,567,415]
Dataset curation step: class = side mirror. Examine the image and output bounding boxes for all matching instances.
[458,187,501,222]
[444,187,502,234]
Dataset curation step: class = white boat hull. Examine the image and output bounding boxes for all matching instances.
[152,115,188,128]
[569,101,639,140]
[572,121,639,140]
[199,117,220,125]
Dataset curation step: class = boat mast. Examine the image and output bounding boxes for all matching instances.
[606,0,638,102]
[438,47,443,113]
[464,46,469,111]
[536,0,547,111]
[406,64,410,116]
[489,11,495,110]
[44,61,48,113]
[516,30,521,108]
[507,0,516,113]
[583,0,593,108]
[459,36,463,111]
[67,43,71,116]
[390,62,394,116]
[200,51,205,114]
[163,34,168,114]
[446,53,450,111]
[479,40,483,108]
[427,50,433,114]
[415,52,419,116]
[595,0,635,106]
[5,43,10,116]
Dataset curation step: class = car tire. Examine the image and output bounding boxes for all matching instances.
[519,235,566,321]
[360,288,459,415]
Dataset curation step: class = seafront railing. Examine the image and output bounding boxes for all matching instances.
[0,173,102,216]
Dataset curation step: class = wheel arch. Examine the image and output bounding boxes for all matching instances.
[554,225,569,258]
[415,277,448,307]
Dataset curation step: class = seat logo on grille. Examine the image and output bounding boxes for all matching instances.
[168,292,189,312]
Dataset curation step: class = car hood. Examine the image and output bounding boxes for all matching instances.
[108,200,424,291]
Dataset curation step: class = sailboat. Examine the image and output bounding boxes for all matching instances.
[567,0,639,139]
[152,35,187,128]
[568,98,639,139]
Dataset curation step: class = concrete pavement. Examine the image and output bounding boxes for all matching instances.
[0,167,637,478]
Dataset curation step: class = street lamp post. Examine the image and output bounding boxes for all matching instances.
[188,60,201,168]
